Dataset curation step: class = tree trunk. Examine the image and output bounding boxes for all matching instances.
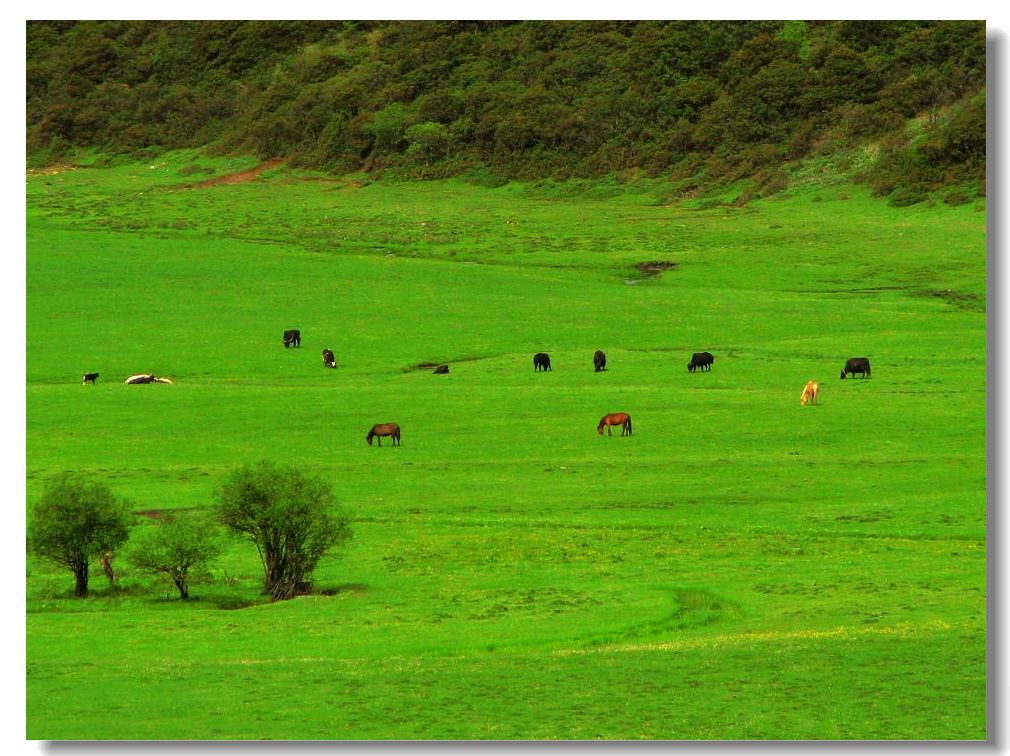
[172,574,190,600]
[73,562,89,597]
[265,550,305,600]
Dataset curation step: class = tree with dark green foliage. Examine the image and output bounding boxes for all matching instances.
[216,461,352,601]
[28,473,134,597]
[126,513,224,600]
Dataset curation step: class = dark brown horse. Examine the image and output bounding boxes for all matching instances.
[597,412,632,436]
[366,422,401,446]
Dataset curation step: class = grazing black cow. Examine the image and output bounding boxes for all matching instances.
[840,357,871,379]
[433,364,449,374]
[322,348,337,368]
[593,350,607,372]
[82,372,99,385]
[688,351,714,373]
[283,329,301,348]
[533,352,552,372]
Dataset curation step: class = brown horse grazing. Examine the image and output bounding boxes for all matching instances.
[366,423,401,446]
[597,412,632,436]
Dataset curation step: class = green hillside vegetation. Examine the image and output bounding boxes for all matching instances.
[25,150,985,739]
[27,20,985,204]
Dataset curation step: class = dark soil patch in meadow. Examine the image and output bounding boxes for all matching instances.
[623,261,679,285]
[836,509,894,523]
[212,597,264,610]
[404,361,448,373]
[805,283,982,312]
[927,288,983,311]
[635,260,679,277]
[209,582,366,610]
[318,582,368,596]
[402,354,493,372]
[133,506,205,520]
[635,260,679,276]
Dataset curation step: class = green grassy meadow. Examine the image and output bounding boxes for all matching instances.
[26,151,986,740]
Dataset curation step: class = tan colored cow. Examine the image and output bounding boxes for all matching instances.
[800,380,820,406]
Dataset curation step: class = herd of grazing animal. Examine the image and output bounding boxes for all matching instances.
[80,326,872,440]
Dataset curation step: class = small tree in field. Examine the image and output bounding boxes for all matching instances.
[126,513,224,599]
[28,473,133,597]
[216,461,352,601]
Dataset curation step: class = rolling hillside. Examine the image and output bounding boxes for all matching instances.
[27,20,985,204]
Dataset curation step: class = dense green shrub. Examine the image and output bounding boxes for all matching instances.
[216,461,352,601]
[943,189,971,206]
[126,513,224,599]
[889,186,929,207]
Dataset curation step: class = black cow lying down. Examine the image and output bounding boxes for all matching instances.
[125,374,173,384]
[433,364,449,374]
[82,372,99,385]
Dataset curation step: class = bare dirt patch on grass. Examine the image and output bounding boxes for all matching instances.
[624,260,679,285]
[191,158,284,188]
[27,163,81,177]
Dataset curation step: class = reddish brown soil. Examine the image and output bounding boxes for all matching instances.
[193,158,284,187]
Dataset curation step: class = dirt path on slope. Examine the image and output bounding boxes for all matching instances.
[192,158,284,187]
